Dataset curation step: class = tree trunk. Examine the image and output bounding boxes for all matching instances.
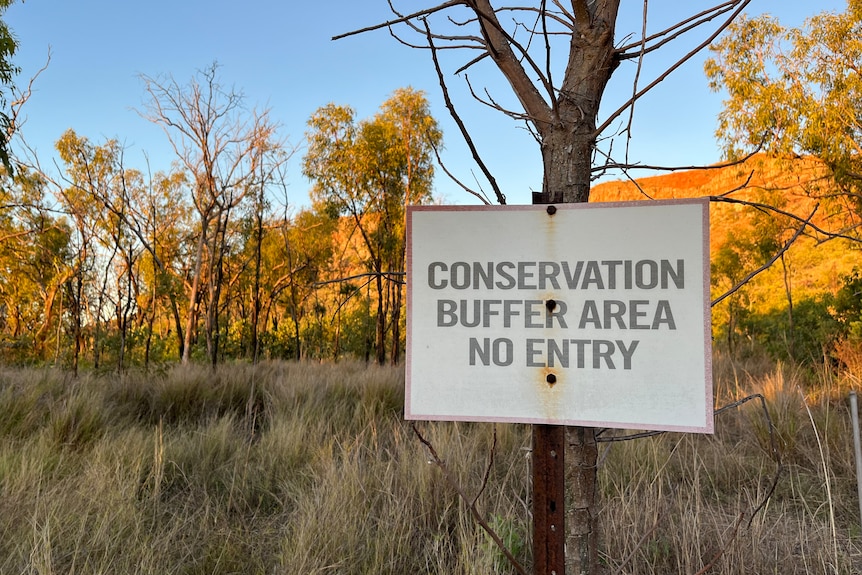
[541,124,593,204]
[207,216,228,368]
[250,200,264,363]
[71,257,85,377]
[566,426,600,575]
[182,219,208,364]
[375,266,386,365]
[548,8,618,573]
[781,253,794,357]
[390,278,402,365]
[168,291,185,360]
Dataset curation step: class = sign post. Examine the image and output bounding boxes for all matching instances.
[531,195,566,575]
[405,199,713,572]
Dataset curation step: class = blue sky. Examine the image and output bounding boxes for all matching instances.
[5,1,848,208]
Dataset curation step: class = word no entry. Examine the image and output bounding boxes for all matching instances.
[469,337,640,370]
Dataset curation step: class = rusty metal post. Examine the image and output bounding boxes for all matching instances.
[533,424,566,574]
[531,190,567,575]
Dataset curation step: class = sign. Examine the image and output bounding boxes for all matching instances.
[405,199,713,433]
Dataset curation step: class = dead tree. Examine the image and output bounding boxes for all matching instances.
[339,2,754,573]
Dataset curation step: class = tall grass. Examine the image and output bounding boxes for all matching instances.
[0,355,860,574]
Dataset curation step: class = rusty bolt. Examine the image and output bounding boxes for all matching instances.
[547,205,557,215]
[546,373,557,385]
[546,299,557,311]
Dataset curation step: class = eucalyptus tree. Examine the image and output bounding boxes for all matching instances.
[303,88,441,365]
[132,169,191,364]
[706,1,862,235]
[0,166,70,361]
[55,130,148,370]
[338,1,755,572]
[267,207,338,360]
[54,130,117,373]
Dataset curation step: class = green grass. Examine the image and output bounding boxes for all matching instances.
[0,355,860,573]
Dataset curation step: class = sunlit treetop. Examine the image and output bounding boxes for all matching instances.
[706,1,862,192]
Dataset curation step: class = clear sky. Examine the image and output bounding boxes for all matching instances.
[5,1,848,208]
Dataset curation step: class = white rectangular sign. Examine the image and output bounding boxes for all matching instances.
[405,199,713,433]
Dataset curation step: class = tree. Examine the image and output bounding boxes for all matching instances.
[131,168,191,365]
[340,2,755,572]
[0,166,71,362]
[55,130,148,371]
[140,63,280,366]
[705,1,862,235]
[303,88,441,365]
[0,0,19,173]
[273,207,338,360]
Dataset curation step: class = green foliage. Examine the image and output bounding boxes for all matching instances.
[0,0,19,172]
[728,267,862,366]
[739,295,841,365]
[0,167,72,364]
[706,3,862,224]
[833,268,862,340]
[303,88,442,364]
[484,514,528,573]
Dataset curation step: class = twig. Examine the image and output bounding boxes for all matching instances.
[429,139,492,204]
[598,392,783,529]
[332,1,466,41]
[312,271,405,288]
[610,512,662,575]
[411,423,528,575]
[692,512,746,575]
[711,205,818,307]
[423,19,506,205]
[472,424,497,506]
[591,145,762,174]
[616,1,741,58]
[710,196,858,242]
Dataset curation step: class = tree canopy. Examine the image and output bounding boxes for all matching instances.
[706,1,862,226]
[303,87,442,364]
[0,0,19,172]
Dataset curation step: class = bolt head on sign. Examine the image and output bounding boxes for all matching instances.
[405,199,713,433]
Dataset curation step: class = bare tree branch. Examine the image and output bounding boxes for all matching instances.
[429,139,493,204]
[424,19,506,204]
[616,1,742,58]
[332,1,466,41]
[597,391,782,528]
[471,0,555,129]
[710,195,859,243]
[596,0,752,137]
[711,205,818,307]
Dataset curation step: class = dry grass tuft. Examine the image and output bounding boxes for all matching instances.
[0,357,860,573]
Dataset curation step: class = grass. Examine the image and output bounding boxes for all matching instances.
[0,354,860,574]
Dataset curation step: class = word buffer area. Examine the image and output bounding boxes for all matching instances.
[437,298,677,330]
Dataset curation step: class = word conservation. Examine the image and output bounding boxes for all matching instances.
[426,259,685,291]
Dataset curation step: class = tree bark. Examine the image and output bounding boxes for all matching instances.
[182,216,208,364]
[374,266,386,365]
[566,426,600,575]
[540,5,619,573]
